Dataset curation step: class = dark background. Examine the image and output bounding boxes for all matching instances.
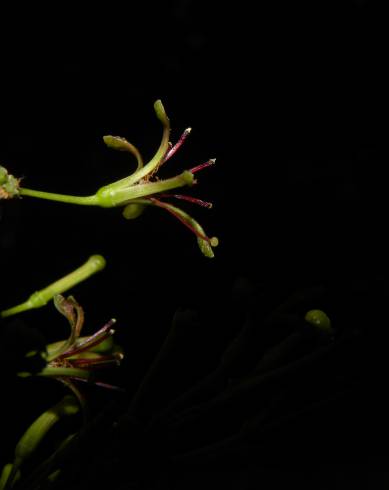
[1,1,388,488]
[1,0,386,323]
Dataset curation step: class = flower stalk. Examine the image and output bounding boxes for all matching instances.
[1,100,218,257]
[1,255,106,318]
[0,396,79,490]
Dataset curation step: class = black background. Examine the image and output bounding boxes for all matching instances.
[1,1,388,488]
[1,0,386,327]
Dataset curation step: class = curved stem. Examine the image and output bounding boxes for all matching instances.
[19,188,99,206]
[103,100,171,190]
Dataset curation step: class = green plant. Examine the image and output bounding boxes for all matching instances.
[0,100,218,257]
[0,100,218,489]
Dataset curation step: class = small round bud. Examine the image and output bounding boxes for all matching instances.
[122,203,145,219]
[210,237,219,247]
[88,254,106,272]
[305,309,333,334]
[154,99,167,121]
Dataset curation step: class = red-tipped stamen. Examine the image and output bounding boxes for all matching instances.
[58,319,116,359]
[71,353,123,369]
[149,197,212,243]
[62,330,115,358]
[158,193,213,209]
[164,128,192,162]
[190,158,216,174]
[147,128,193,182]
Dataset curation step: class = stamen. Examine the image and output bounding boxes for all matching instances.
[149,197,212,242]
[70,377,125,392]
[158,193,213,209]
[64,330,115,358]
[190,158,216,174]
[58,319,116,359]
[147,128,192,181]
[71,353,123,368]
[163,128,192,162]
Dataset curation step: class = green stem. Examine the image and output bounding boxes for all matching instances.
[0,464,20,490]
[19,169,193,209]
[95,170,194,207]
[1,396,78,490]
[38,367,91,379]
[1,255,106,318]
[17,102,183,209]
[19,187,99,206]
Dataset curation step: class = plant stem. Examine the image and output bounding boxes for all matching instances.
[1,255,106,318]
[95,170,194,207]
[19,187,99,206]
[39,367,91,379]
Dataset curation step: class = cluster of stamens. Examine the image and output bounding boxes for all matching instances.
[39,296,124,409]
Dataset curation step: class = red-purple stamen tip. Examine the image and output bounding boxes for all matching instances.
[149,197,212,243]
[190,158,216,174]
[163,128,192,162]
[158,193,213,209]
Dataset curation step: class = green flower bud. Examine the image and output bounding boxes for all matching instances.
[122,203,145,219]
[0,166,20,199]
[305,309,334,335]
